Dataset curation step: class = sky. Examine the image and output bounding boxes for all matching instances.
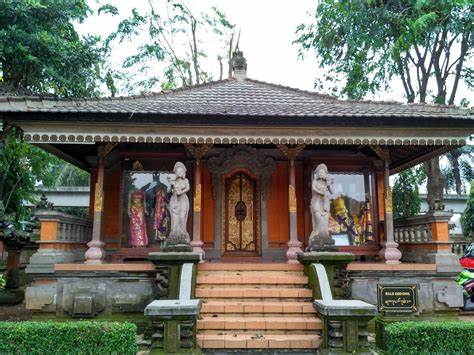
[76,0,472,104]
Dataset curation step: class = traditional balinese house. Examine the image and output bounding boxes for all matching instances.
[1,54,472,351]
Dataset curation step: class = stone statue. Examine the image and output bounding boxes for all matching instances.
[308,163,335,251]
[164,161,192,251]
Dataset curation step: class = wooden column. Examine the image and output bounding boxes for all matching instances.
[185,144,212,261]
[371,146,401,264]
[84,143,115,264]
[278,144,306,263]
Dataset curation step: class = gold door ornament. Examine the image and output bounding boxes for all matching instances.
[223,172,260,255]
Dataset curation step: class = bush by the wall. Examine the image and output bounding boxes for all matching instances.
[384,321,474,354]
[0,321,137,355]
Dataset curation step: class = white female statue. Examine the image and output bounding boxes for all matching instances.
[165,161,192,251]
[308,163,335,250]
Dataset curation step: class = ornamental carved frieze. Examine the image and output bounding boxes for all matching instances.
[206,145,276,201]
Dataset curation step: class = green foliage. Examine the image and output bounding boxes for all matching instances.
[0,127,57,221]
[107,1,234,93]
[0,274,5,289]
[54,207,88,218]
[0,0,117,96]
[52,161,90,187]
[392,167,426,218]
[383,321,474,354]
[295,0,473,103]
[0,321,137,354]
[461,181,474,239]
[443,146,473,194]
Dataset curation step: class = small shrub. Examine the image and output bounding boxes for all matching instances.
[0,274,5,289]
[0,321,137,355]
[384,321,474,354]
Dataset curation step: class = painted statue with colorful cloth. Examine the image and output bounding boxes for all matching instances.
[128,190,149,247]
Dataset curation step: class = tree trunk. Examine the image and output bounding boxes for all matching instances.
[447,151,463,194]
[218,56,223,80]
[424,157,445,210]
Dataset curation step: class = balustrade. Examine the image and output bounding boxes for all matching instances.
[35,210,92,244]
[26,210,92,274]
[393,211,460,267]
[394,223,432,243]
[452,241,471,257]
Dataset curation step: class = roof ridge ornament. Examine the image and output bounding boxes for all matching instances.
[230,50,247,81]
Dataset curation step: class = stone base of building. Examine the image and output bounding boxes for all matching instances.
[348,263,463,315]
[25,263,160,318]
[26,248,85,274]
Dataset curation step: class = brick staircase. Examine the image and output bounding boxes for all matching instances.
[196,263,322,350]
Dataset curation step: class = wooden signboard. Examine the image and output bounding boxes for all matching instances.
[377,284,417,313]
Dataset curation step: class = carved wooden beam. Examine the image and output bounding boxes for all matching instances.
[276,144,306,160]
[184,143,213,160]
[97,142,118,159]
[369,145,390,163]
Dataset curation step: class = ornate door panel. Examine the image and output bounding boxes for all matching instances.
[223,171,260,255]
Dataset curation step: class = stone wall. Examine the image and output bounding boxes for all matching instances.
[350,270,463,315]
[26,270,159,318]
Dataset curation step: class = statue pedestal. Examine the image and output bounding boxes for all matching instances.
[298,252,355,299]
[307,233,337,252]
[163,233,193,253]
[148,252,200,298]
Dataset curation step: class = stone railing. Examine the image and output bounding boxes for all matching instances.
[393,211,461,269]
[394,223,432,243]
[26,210,92,274]
[452,240,471,257]
[35,210,92,243]
[394,211,452,244]
[145,255,201,353]
[311,263,377,353]
[56,216,91,243]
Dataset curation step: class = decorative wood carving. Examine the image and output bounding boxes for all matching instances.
[98,142,118,159]
[369,145,390,162]
[193,184,202,212]
[184,143,213,160]
[206,145,276,201]
[132,160,144,171]
[93,183,104,213]
[277,144,306,160]
[384,187,393,213]
[288,185,297,213]
[24,132,466,147]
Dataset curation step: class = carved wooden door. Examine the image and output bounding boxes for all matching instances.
[223,171,259,255]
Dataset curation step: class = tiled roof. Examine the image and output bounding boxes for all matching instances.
[0,78,471,120]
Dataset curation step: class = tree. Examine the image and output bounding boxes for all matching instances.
[0,126,57,292]
[0,0,117,96]
[0,127,57,220]
[295,0,473,208]
[0,0,114,292]
[106,1,234,93]
[443,146,473,194]
[51,162,90,187]
[461,181,474,239]
[392,167,426,219]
